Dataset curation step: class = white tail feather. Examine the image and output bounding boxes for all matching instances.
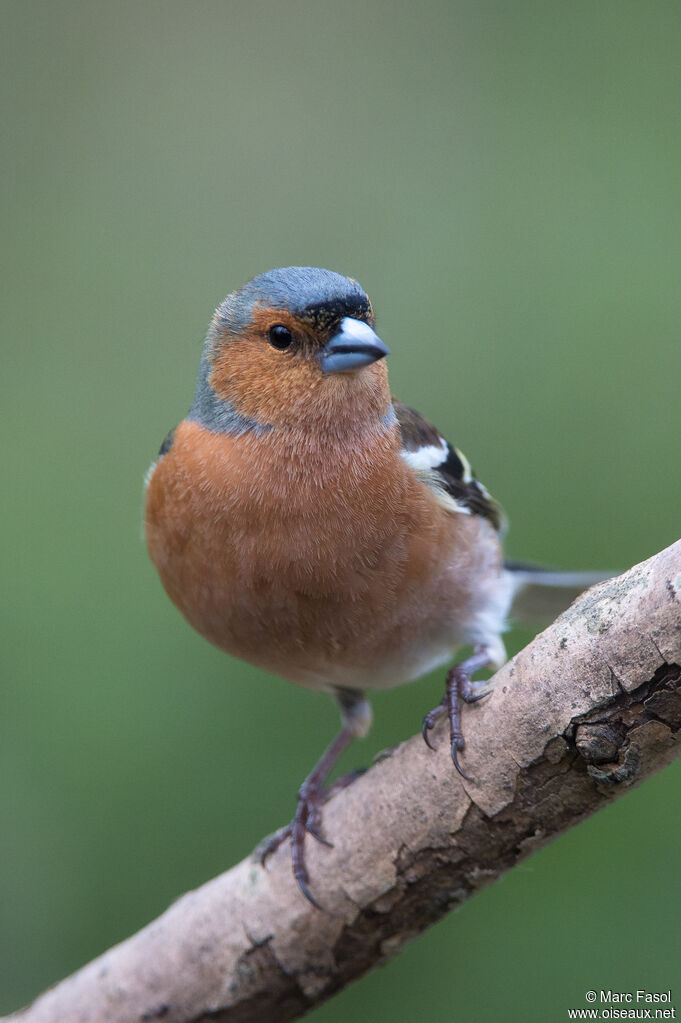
[505,565,613,625]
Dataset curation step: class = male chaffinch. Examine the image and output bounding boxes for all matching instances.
[145,266,604,907]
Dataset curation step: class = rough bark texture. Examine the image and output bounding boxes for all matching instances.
[7,540,681,1023]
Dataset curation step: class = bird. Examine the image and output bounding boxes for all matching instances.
[144,266,605,908]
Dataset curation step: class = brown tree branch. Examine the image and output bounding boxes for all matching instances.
[6,540,681,1023]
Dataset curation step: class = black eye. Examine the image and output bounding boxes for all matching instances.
[268,324,293,350]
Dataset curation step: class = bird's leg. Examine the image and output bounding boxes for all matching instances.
[288,726,355,907]
[259,688,371,909]
[422,645,492,780]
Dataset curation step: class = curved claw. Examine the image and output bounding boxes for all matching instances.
[294,871,325,911]
[306,822,334,847]
[256,824,291,867]
[465,687,491,705]
[422,718,437,751]
[292,818,327,909]
[451,740,471,781]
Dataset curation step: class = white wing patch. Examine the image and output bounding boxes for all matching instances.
[400,437,449,472]
[394,400,502,529]
[400,440,472,516]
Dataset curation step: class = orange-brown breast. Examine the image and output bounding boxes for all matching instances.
[145,419,500,691]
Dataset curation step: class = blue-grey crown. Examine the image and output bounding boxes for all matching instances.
[216,266,372,334]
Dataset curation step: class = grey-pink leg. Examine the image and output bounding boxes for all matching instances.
[260,688,370,909]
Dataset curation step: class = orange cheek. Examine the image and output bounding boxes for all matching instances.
[210,340,324,426]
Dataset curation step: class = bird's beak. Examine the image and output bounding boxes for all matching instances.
[319,317,390,374]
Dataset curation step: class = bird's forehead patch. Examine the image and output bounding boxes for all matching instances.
[296,293,374,335]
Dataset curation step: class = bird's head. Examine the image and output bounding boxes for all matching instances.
[190,267,392,434]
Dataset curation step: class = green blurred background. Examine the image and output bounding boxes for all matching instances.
[2,1,680,1018]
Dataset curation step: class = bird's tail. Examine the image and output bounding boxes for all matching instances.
[504,560,614,626]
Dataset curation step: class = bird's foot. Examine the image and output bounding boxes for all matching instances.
[421,646,492,780]
[258,766,365,909]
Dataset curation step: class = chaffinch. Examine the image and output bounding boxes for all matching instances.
[145,266,604,907]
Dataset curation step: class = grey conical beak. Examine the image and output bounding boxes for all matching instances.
[319,317,390,374]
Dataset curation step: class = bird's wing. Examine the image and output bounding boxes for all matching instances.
[393,402,612,623]
[393,399,503,531]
